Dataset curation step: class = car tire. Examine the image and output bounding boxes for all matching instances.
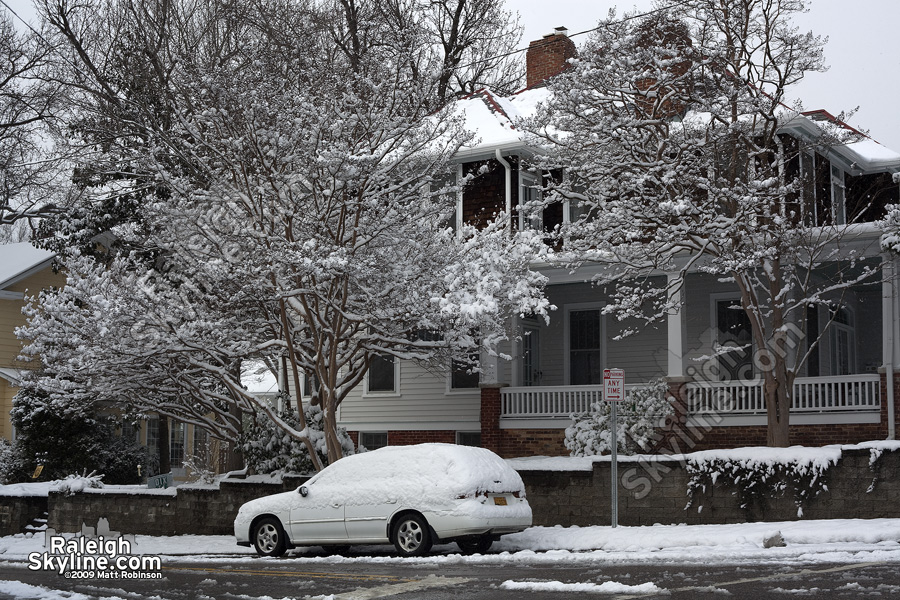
[392,513,432,556]
[253,517,288,558]
[456,536,493,554]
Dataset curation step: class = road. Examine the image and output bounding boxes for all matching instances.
[2,550,899,599]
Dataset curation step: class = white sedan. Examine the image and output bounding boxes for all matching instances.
[234,443,532,556]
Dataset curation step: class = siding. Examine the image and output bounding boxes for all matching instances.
[1,267,64,367]
[337,359,480,431]
[533,281,668,386]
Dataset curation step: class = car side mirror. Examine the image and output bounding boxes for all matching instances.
[299,485,309,497]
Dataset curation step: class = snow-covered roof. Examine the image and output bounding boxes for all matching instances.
[452,86,900,174]
[452,87,551,160]
[0,368,23,385]
[0,242,56,291]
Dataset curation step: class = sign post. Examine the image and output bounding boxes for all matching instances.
[603,368,624,528]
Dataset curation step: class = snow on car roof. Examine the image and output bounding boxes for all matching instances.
[307,443,525,508]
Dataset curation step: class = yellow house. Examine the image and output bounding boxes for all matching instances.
[0,242,62,441]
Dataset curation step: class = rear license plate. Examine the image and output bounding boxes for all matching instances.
[493,497,508,506]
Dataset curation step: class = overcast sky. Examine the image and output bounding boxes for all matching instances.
[4,0,898,151]
[516,0,900,152]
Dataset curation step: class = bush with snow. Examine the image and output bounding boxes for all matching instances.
[565,379,673,456]
[9,382,151,484]
[54,471,105,496]
[240,399,354,475]
[685,449,838,519]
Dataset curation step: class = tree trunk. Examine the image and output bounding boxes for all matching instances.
[764,368,792,447]
[223,402,245,472]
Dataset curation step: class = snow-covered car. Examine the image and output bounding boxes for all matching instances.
[234,443,532,557]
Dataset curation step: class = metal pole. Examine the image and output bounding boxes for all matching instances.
[611,401,618,528]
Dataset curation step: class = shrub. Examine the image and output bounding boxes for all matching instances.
[565,379,673,456]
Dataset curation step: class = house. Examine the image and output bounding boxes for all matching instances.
[334,28,900,457]
[0,242,62,441]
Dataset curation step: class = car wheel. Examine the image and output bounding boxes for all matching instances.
[392,513,432,556]
[456,536,493,554]
[253,517,287,558]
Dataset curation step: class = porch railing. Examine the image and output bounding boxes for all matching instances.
[500,383,638,418]
[685,374,881,415]
[500,375,880,419]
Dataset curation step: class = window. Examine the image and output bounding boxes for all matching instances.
[521,327,541,386]
[193,426,208,458]
[451,355,480,390]
[568,308,603,385]
[830,306,856,375]
[360,432,388,450]
[367,354,397,394]
[456,431,481,447]
[831,165,846,225]
[121,419,139,443]
[146,418,159,454]
[303,372,319,401]
[715,298,753,380]
[518,172,542,231]
[170,422,185,467]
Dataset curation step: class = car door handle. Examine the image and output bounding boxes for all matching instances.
[330,503,341,509]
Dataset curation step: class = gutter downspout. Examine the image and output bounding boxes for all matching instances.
[495,149,513,226]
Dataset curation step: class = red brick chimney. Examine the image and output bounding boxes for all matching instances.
[526,27,577,88]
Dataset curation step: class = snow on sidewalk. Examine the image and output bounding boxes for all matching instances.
[1,518,899,566]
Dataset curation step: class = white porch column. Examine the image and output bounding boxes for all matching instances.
[883,254,899,439]
[667,272,686,378]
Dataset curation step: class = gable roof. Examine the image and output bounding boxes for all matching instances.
[0,242,56,292]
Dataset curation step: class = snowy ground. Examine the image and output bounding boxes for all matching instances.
[3,517,900,565]
[2,520,900,598]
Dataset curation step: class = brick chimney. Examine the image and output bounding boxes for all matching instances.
[526,27,577,88]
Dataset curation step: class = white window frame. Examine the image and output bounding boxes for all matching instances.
[455,431,481,447]
[364,354,401,397]
[359,431,388,450]
[563,302,606,385]
[518,169,542,232]
[446,356,481,394]
[830,306,856,375]
[710,293,754,381]
[831,164,846,225]
[521,323,541,386]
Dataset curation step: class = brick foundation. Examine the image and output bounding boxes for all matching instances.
[480,385,502,454]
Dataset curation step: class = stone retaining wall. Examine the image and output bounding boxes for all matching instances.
[29,447,900,537]
[48,476,309,536]
[521,447,900,527]
[0,495,47,537]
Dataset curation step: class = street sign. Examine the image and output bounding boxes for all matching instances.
[603,368,625,402]
[603,368,624,528]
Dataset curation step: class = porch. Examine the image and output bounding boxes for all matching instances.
[499,374,882,428]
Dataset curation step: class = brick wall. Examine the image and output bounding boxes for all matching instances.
[385,431,456,445]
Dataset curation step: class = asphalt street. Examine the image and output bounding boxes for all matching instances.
[2,553,899,599]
